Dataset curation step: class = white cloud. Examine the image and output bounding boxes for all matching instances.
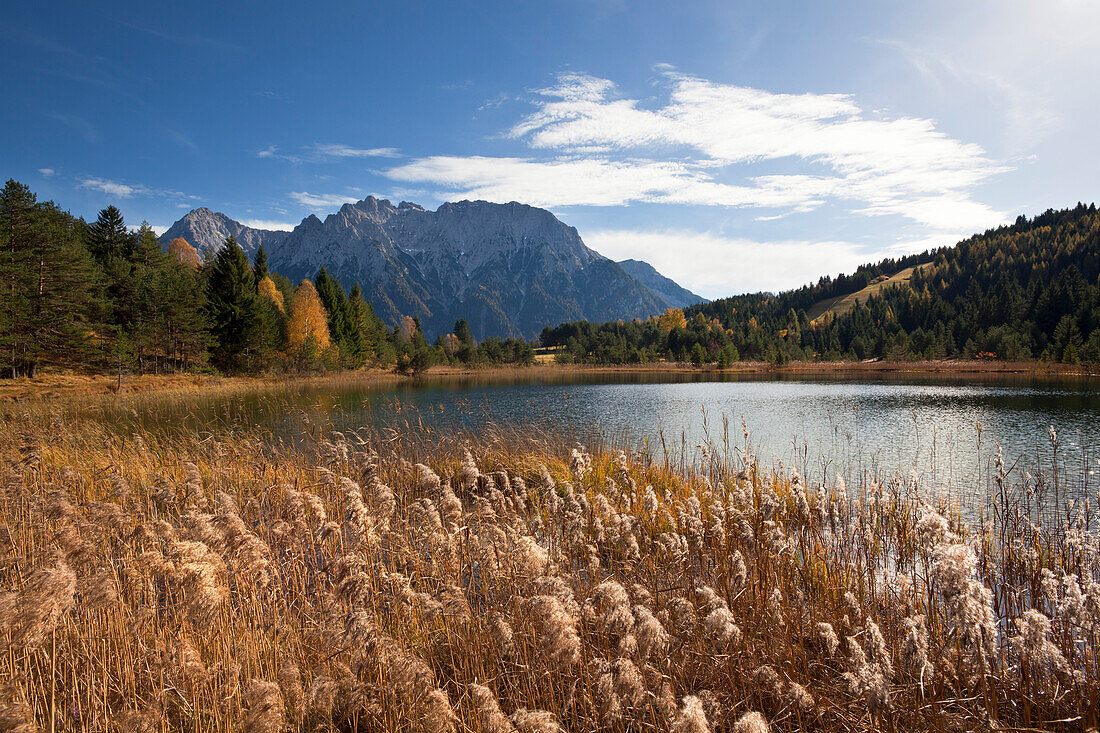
[386,156,837,209]
[38,168,54,177]
[241,218,297,231]
[309,143,401,159]
[288,191,363,209]
[78,176,192,201]
[79,177,143,198]
[259,144,400,163]
[385,69,1008,233]
[149,224,169,236]
[586,229,868,298]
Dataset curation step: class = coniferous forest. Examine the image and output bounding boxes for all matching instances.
[0,180,533,378]
[541,203,1100,366]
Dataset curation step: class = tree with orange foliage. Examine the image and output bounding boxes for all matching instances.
[287,280,330,363]
[167,237,201,268]
[400,315,418,341]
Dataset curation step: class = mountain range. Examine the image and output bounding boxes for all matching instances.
[160,198,706,339]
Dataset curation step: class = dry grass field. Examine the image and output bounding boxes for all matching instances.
[0,394,1097,731]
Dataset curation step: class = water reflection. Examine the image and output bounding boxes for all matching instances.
[92,371,1100,511]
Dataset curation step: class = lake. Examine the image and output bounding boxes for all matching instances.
[104,370,1100,515]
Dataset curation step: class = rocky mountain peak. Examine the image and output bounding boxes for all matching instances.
[161,195,700,339]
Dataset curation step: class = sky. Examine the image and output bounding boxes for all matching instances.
[3,0,1098,299]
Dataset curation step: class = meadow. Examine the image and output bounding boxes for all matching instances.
[0,392,1097,732]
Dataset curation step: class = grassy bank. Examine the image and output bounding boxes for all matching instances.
[2,358,1097,402]
[0,404,1097,731]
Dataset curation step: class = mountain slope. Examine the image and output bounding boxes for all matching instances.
[617,259,707,309]
[163,198,687,339]
[159,208,288,258]
[542,203,1100,364]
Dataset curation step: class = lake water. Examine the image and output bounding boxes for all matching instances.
[111,371,1100,514]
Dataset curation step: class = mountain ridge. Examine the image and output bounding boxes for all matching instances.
[617,258,707,309]
[160,198,696,339]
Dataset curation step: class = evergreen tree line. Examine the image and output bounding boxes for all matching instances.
[541,203,1100,365]
[0,180,533,378]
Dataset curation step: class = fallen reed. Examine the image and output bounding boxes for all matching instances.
[0,404,1097,732]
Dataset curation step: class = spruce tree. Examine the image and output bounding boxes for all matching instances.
[85,205,130,263]
[349,283,385,363]
[253,244,269,282]
[205,236,261,374]
[314,267,360,365]
[156,257,209,371]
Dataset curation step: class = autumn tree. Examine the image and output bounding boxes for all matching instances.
[258,276,285,312]
[167,237,201,268]
[287,280,330,368]
[657,307,687,333]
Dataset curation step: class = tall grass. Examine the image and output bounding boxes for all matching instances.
[0,402,1096,731]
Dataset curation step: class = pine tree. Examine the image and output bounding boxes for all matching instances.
[0,182,101,377]
[205,235,262,374]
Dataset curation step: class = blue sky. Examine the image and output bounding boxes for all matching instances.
[3,0,1098,298]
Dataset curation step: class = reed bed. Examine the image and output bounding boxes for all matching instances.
[0,406,1097,732]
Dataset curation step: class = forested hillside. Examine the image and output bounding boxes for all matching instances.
[0,180,532,378]
[541,203,1100,365]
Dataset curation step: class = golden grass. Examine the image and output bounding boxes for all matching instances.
[0,400,1097,731]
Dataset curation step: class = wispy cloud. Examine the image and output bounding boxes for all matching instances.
[78,176,193,201]
[258,144,400,163]
[49,113,100,144]
[118,21,243,54]
[38,168,55,177]
[387,156,836,209]
[383,68,1008,233]
[308,143,401,159]
[478,92,511,111]
[878,39,1058,154]
[288,191,364,209]
[165,129,199,152]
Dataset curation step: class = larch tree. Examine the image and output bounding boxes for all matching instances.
[168,237,202,268]
[257,276,285,312]
[287,280,330,364]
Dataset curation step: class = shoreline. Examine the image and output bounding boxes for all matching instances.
[2,358,1097,401]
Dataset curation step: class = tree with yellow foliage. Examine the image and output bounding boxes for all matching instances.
[657,307,687,333]
[257,276,285,312]
[287,280,330,362]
